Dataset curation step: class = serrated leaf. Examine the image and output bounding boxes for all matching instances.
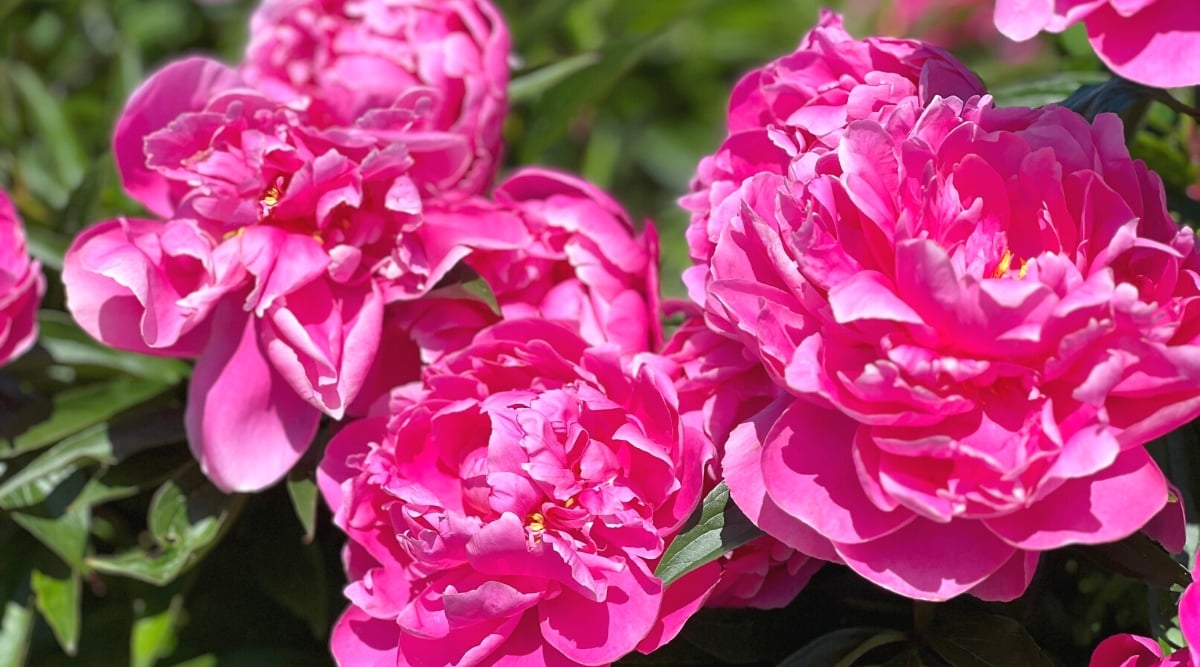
[30,561,80,656]
[130,594,183,667]
[286,468,319,543]
[1079,532,1191,590]
[0,377,172,459]
[36,312,190,383]
[87,467,245,585]
[928,611,1054,667]
[654,481,763,585]
[777,628,908,667]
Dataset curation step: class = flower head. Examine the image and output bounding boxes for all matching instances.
[320,320,714,665]
[704,91,1200,600]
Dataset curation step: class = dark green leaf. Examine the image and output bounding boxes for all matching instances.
[1078,532,1191,590]
[990,72,1109,109]
[0,377,172,459]
[777,628,908,667]
[928,611,1054,667]
[30,560,80,656]
[250,539,329,639]
[285,468,319,544]
[0,408,185,507]
[0,528,37,667]
[654,481,763,585]
[87,467,245,585]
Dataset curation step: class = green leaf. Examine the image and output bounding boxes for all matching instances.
[0,528,37,667]
[778,628,908,667]
[509,52,602,103]
[0,408,185,507]
[285,468,319,543]
[30,561,80,656]
[250,539,329,640]
[990,72,1109,109]
[1078,532,1191,590]
[0,377,172,459]
[35,312,191,383]
[130,594,183,667]
[654,481,762,585]
[6,61,86,192]
[927,611,1054,667]
[11,504,90,569]
[87,467,245,585]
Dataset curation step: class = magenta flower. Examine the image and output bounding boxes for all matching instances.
[994,0,1200,88]
[318,320,716,666]
[0,191,43,367]
[242,0,510,197]
[702,92,1200,601]
[681,10,985,307]
[64,58,525,492]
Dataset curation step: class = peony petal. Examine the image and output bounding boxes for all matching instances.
[538,560,662,664]
[329,605,400,667]
[985,448,1167,550]
[185,304,320,492]
[836,518,1016,601]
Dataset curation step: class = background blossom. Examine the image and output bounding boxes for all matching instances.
[0,191,43,367]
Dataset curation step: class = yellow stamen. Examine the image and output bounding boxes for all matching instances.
[222,227,245,241]
[992,249,1014,279]
[262,185,281,209]
[563,497,576,508]
[527,512,545,533]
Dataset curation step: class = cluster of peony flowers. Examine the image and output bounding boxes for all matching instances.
[0,190,44,368]
[686,8,1200,603]
[55,0,1200,663]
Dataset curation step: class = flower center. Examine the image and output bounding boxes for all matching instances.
[991,249,1028,279]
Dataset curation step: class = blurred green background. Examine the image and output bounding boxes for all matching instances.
[3,1,1195,665]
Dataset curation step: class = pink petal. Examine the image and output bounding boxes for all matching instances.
[330,605,400,667]
[761,400,913,544]
[985,448,1167,550]
[185,304,320,492]
[538,560,662,664]
[836,518,1017,601]
[1086,0,1200,88]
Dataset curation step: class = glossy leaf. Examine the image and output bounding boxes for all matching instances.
[1079,532,1191,590]
[36,312,191,383]
[285,467,318,543]
[654,481,763,585]
[11,504,90,569]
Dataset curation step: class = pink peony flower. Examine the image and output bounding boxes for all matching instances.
[0,191,43,367]
[702,91,1200,600]
[680,10,985,308]
[993,0,1200,88]
[318,320,717,666]
[242,0,510,197]
[65,58,525,492]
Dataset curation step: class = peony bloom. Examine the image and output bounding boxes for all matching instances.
[0,191,44,367]
[1090,574,1200,666]
[680,10,985,308]
[703,91,1200,601]
[319,320,716,666]
[242,0,510,197]
[346,167,663,414]
[993,0,1200,88]
[64,58,525,492]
